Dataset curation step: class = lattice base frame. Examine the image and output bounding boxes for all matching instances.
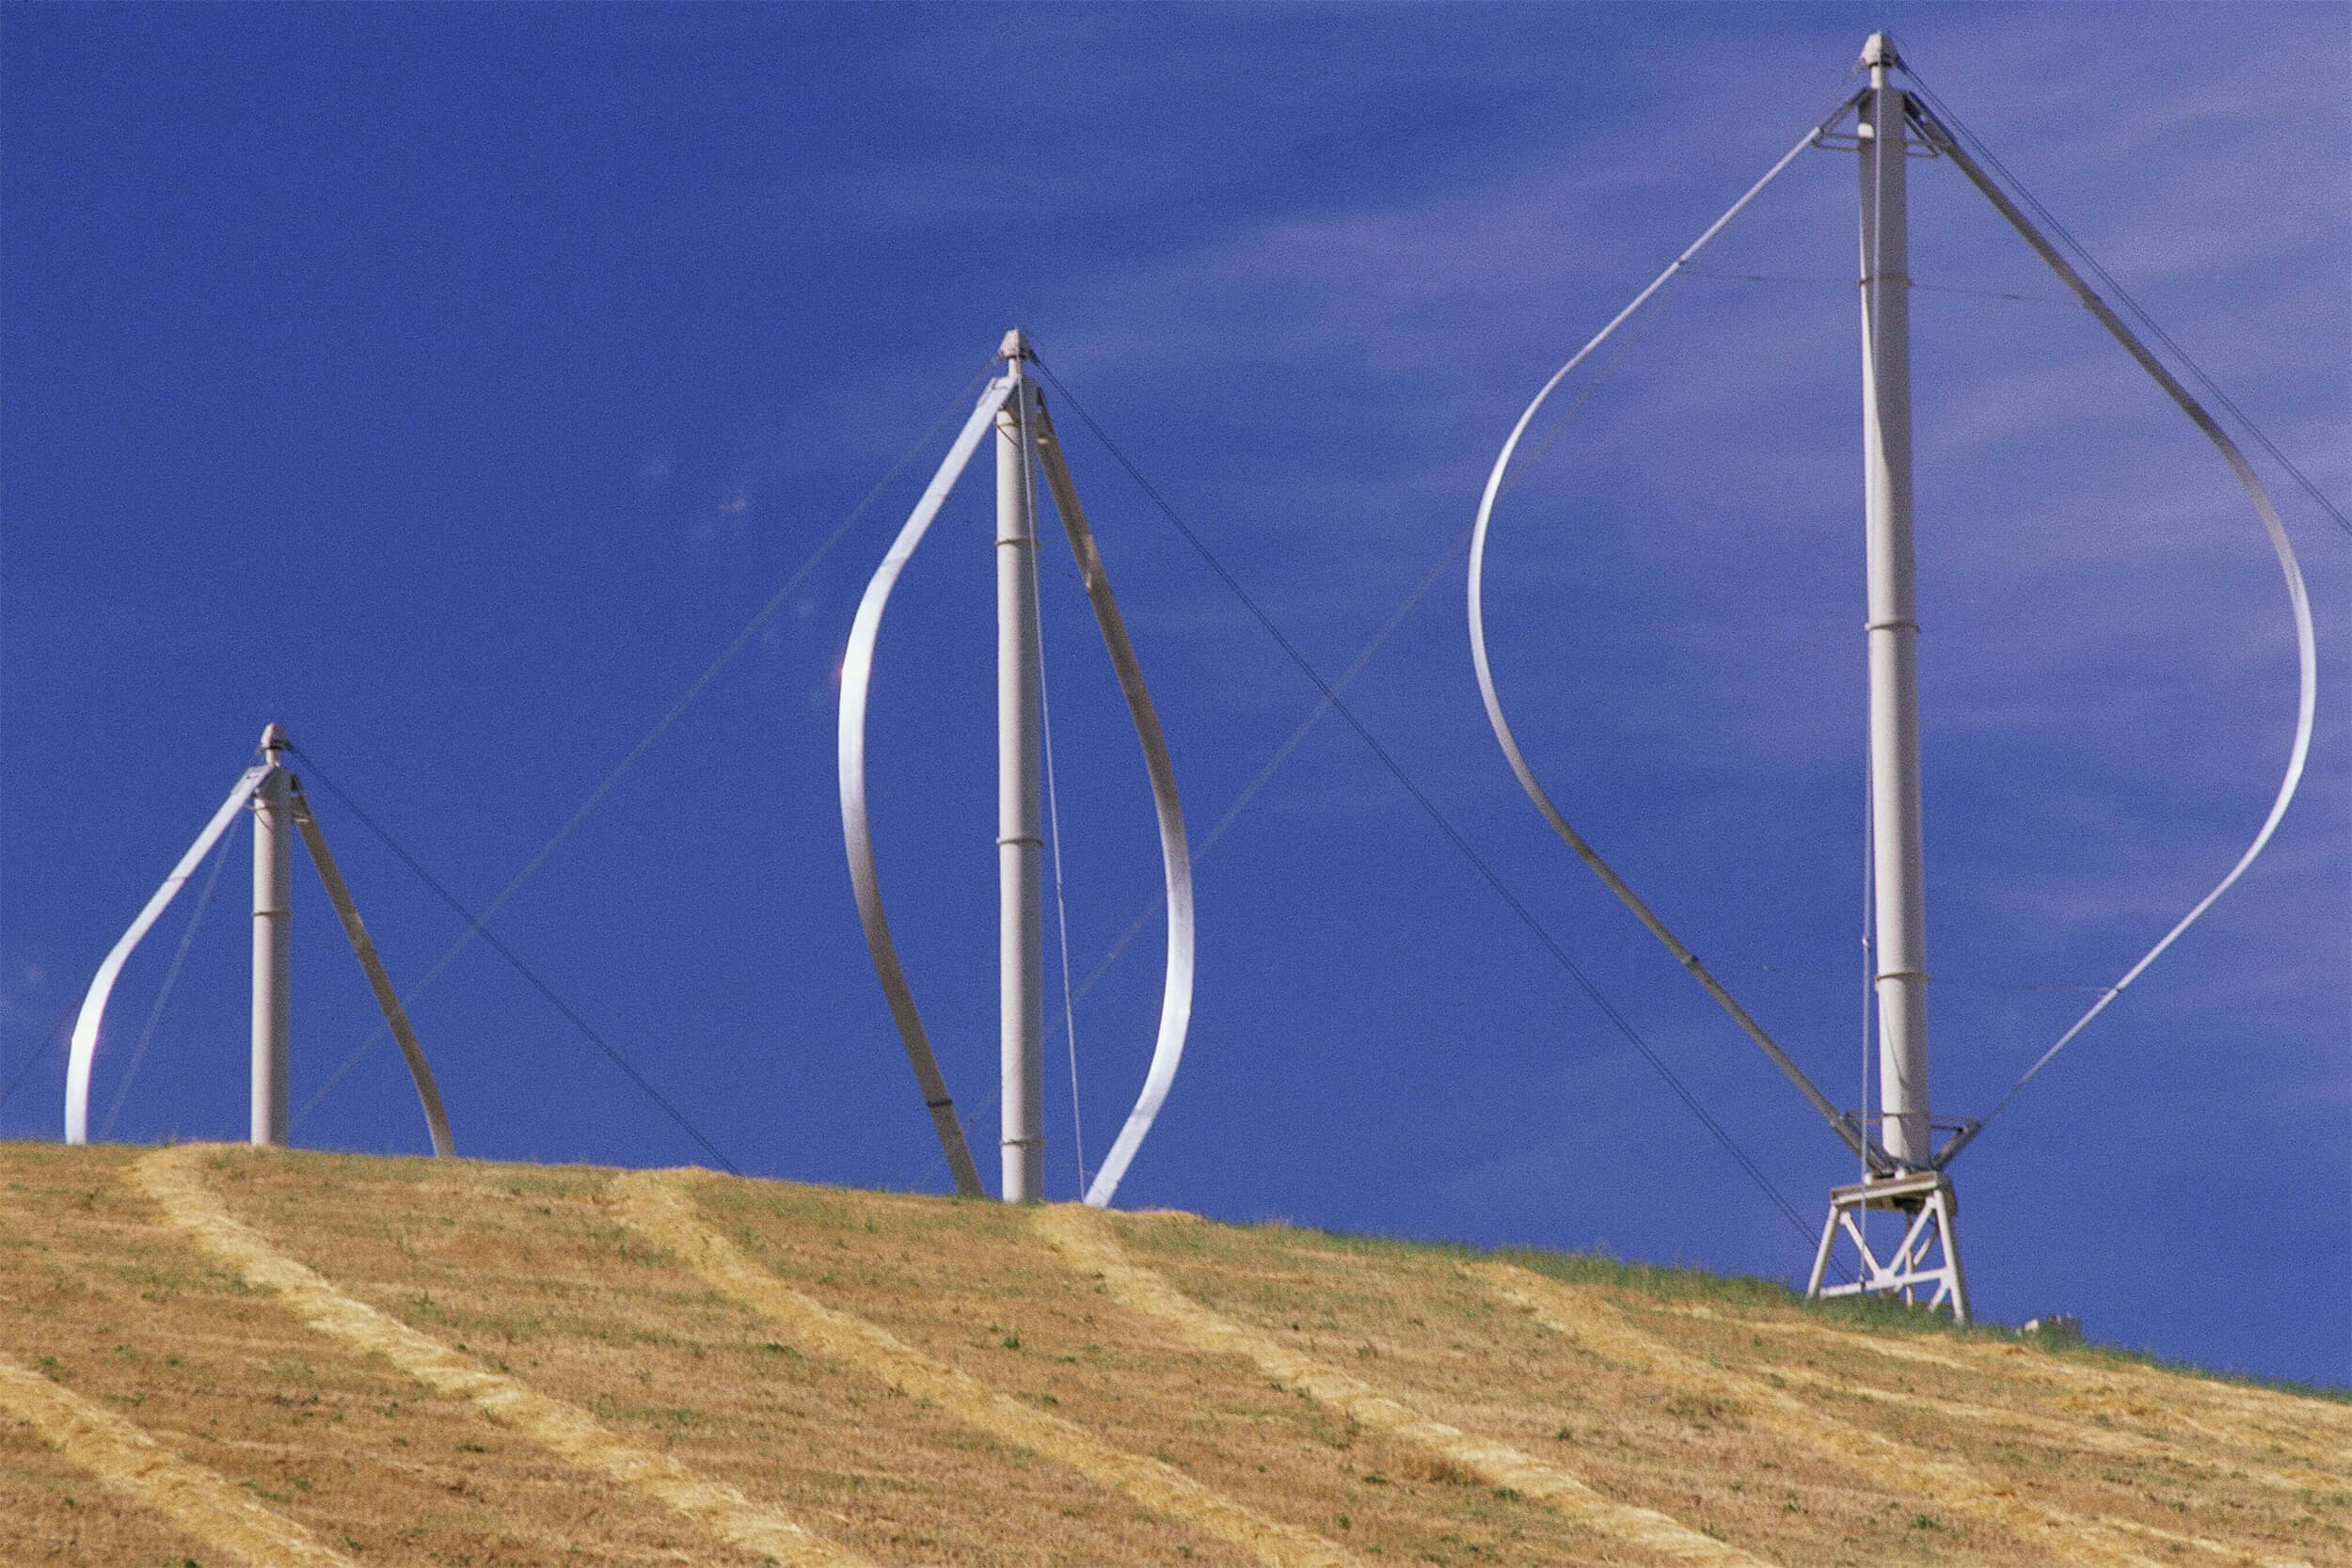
[1804,1170,1969,1323]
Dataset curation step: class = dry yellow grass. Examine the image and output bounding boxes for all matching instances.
[684,1161,1600,1562]
[1033,1204,1768,1566]
[1470,1259,2308,1568]
[2,1139,2343,1567]
[164,1145,1266,1565]
[0,1143,781,1565]
[612,1167,1359,1568]
[1656,1301,2352,1473]
[137,1144,868,1568]
[1755,1357,2338,1498]
[0,1343,356,1567]
[1067,1205,2347,1565]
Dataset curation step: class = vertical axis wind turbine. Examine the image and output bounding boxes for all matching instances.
[67,724,457,1155]
[839,331,1196,1206]
[1468,35,2315,1322]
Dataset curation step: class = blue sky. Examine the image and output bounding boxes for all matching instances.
[4,4,2344,1386]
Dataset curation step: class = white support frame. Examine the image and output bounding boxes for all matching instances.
[1806,1169,1968,1321]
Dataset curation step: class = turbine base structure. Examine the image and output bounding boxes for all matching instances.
[1805,1170,1968,1322]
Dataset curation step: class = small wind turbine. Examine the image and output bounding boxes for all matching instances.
[67,724,456,1155]
[1469,36,2314,1321]
[839,331,1195,1206]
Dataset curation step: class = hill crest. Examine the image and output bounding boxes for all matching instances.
[2,1142,2344,1566]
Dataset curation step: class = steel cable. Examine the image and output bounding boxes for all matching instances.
[1028,357,1820,1247]
[1033,270,1676,1029]
[101,809,240,1140]
[1026,436,1090,1197]
[1893,70,2320,1148]
[1901,64,2350,543]
[0,1006,75,1114]
[287,746,740,1175]
[293,364,997,1129]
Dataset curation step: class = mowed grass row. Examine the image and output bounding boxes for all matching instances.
[1,1141,2344,1566]
[0,1144,769,1566]
[1101,1215,2346,1562]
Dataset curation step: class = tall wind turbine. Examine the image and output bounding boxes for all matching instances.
[839,331,1196,1206]
[67,724,456,1155]
[1469,35,2315,1321]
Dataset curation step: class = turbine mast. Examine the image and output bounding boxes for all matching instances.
[250,722,294,1146]
[996,330,1047,1203]
[1805,34,1968,1323]
[1858,33,1930,1171]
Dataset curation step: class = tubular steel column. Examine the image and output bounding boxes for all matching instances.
[995,331,1046,1202]
[1859,33,1931,1169]
[250,723,293,1146]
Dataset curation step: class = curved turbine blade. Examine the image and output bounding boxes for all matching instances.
[286,780,457,1158]
[1911,100,2317,1140]
[1030,400,1196,1209]
[67,765,270,1144]
[1467,107,1880,1169]
[837,374,1015,1198]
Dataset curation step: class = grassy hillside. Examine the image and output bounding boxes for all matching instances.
[0,1142,2342,1567]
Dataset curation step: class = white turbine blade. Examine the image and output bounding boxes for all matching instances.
[1913,102,2317,1127]
[838,372,1015,1198]
[287,783,457,1157]
[67,765,270,1144]
[1467,106,1876,1164]
[1029,401,1196,1209]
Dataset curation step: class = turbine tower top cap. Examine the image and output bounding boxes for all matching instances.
[998,328,1031,362]
[1859,32,1901,71]
[259,722,290,759]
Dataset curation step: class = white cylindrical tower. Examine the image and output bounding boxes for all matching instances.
[996,331,1046,1202]
[1858,33,1931,1168]
[250,723,293,1146]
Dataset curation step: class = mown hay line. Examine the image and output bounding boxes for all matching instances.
[135,1145,867,1568]
[1759,1358,2337,1497]
[1471,1262,2313,1568]
[1657,1302,2351,1470]
[612,1169,1362,1568]
[0,1344,354,1568]
[1031,1204,1771,1568]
